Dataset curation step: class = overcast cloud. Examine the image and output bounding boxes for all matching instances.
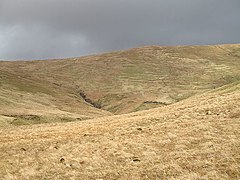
[0,0,240,60]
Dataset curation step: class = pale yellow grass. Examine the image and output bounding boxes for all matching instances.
[1,44,240,118]
[0,85,239,179]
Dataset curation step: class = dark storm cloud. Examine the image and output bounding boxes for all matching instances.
[0,0,240,60]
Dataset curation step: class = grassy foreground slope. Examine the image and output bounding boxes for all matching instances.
[0,82,239,179]
[0,44,240,125]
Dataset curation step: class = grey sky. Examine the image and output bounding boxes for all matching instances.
[0,0,240,60]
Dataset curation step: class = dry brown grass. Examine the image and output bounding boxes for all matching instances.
[0,83,239,179]
[0,44,240,125]
[0,44,240,179]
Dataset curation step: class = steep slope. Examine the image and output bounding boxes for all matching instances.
[0,82,239,179]
[0,44,240,125]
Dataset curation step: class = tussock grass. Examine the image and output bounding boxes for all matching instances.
[0,44,240,178]
[0,83,239,179]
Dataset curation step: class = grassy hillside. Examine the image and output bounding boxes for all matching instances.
[0,81,239,179]
[0,44,240,126]
[0,70,111,127]
[0,44,239,179]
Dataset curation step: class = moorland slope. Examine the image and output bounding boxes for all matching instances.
[0,44,240,126]
[0,81,239,179]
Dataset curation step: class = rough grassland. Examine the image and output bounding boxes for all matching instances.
[0,82,239,179]
[0,44,240,179]
[0,44,240,126]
